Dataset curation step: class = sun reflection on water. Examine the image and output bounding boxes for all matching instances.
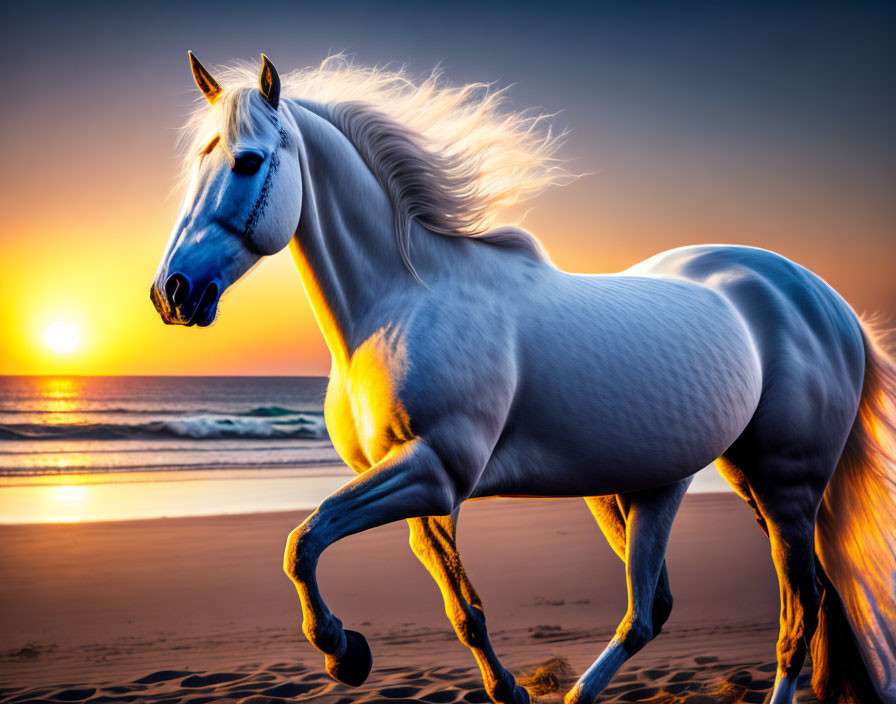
[36,376,86,424]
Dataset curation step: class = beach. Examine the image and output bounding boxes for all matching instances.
[0,493,814,703]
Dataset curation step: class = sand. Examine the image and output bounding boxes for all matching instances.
[0,494,815,703]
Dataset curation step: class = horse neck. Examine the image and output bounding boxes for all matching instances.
[285,102,422,365]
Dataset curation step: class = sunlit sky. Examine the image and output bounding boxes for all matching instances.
[1,0,893,376]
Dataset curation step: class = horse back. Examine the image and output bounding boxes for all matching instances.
[634,244,865,396]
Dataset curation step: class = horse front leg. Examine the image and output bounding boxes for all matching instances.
[283,439,462,686]
[566,478,691,704]
[409,514,529,704]
[584,494,674,637]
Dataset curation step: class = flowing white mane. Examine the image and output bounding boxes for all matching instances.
[179,55,570,270]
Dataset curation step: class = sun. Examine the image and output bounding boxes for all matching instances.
[44,321,81,355]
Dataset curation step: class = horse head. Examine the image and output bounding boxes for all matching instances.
[150,53,301,326]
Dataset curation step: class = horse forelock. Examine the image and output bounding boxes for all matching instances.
[178,55,570,270]
[179,87,278,178]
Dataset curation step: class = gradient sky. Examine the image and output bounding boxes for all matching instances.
[1,0,893,375]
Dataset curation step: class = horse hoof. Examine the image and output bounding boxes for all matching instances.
[325,629,372,687]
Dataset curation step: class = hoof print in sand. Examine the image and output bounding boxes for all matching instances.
[1,657,818,704]
[50,690,96,702]
[180,674,246,688]
[260,683,318,698]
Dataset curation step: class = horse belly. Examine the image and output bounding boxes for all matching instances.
[478,427,716,497]
[475,283,763,497]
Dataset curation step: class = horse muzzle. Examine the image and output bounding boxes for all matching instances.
[150,272,220,327]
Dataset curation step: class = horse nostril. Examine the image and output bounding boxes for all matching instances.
[165,273,191,307]
[188,282,220,326]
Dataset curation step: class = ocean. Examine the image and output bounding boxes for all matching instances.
[0,376,353,523]
[0,376,339,476]
[0,376,729,523]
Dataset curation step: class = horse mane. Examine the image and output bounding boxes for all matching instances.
[179,55,571,273]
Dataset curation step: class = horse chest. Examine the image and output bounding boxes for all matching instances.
[324,331,412,472]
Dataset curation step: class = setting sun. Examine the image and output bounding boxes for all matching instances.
[44,321,81,355]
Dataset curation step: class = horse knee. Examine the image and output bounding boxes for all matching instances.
[283,523,322,581]
[283,526,302,579]
[283,525,308,579]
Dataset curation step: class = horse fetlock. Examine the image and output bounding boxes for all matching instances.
[618,615,653,654]
[303,613,346,656]
[775,635,808,677]
[562,682,591,704]
[485,668,528,704]
[651,592,673,637]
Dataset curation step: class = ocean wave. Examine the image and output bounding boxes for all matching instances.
[0,411,328,441]
[0,405,317,417]
[239,406,311,417]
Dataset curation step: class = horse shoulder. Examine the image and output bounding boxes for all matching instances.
[399,301,518,443]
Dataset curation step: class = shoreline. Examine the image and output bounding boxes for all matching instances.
[0,468,353,525]
[0,465,732,525]
[0,464,350,487]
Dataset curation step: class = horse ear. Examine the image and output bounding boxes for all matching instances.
[259,54,280,110]
[188,51,222,105]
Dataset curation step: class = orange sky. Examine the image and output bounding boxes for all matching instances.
[1,2,893,376]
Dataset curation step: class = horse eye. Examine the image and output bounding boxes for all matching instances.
[232,152,264,175]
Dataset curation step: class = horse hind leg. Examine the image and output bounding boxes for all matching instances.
[566,477,691,704]
[715,456,769,536]
[408,513,529,704]
[728,449,835,704]
[759,486,824,704]
[584,494,673,637]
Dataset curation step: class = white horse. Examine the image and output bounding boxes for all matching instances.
[151,54,896,704]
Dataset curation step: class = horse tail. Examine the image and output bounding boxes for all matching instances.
[813,317,896,704]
